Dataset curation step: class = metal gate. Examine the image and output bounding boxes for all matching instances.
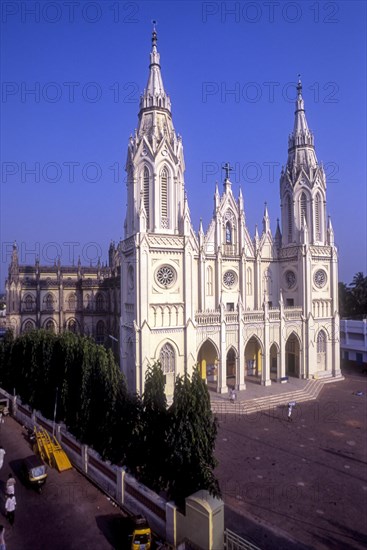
[224,529,262,550]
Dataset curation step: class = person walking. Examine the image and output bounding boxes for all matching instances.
[5,494,16,526]
[0,524,6,550]
[230,388,236,404]
[287,402,295,422]
[5,474,15,497]
[0,447,5,471]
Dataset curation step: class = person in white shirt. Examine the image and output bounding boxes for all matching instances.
[5,495,16,526]
[0,524,6,550]
[6,474,15,496]
[0,447,5,471]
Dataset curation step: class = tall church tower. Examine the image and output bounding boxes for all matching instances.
[124,27,187,237]
[279,79,340,378]
[120,28,198,395]
[280,79,327,246]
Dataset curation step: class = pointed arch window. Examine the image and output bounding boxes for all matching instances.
[317,330,326,354]
[287,195,293,243]
[161,167,169,228]
[95,293,104,312]
[264,269,272,296]
[68,293,76,311]
[207,266,213,296]
[143,166,150,227]
[315,194,321,241]
[225,222,232,244]
[85,293,91,310]
[160,343,175,374]
[45,320,56,333]
[24,294,35,311]
[24,320,34,333]
[300,192,307,226]
[246,267,253,295]
[67,319,78,333]
[44,293,55,311]
[96,320,105,344]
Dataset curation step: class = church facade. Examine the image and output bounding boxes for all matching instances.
[6,30,341,396]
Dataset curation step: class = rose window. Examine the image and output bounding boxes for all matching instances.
[223,270,236,287]
[313,269,327,289]
[156,265,176,288]
[285,270,296,289]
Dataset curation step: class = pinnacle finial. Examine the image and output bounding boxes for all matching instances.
[297,74,302,97]
[152,20,158,47]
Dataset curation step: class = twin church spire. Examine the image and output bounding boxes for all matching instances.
[126,28,331,249]
[125,26,187,238]
[281,76,329,245]
[139,25,171,113]
[287,77,318,171]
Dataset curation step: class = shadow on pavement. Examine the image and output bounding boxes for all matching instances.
[96,513,131,550]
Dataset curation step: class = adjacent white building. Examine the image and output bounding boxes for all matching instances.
[340,319,367,366]
[120,29,341,395]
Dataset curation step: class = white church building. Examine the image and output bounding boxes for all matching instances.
[6,29,341,397]
[120,29,341,395]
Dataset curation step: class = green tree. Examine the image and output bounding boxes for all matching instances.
[166,367,220,508]
[137,362,169,491]
[339,272,367,318]
[0,330,136,462]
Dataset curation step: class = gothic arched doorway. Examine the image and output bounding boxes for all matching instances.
[270,343,279,381]
[226,347,236,388]
[159,342,176,396]
[245,336,262,383]
[317,330,327,371]
[197,339,219,389]
[286,333,301,377]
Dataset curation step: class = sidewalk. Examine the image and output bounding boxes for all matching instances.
[209,376,311,402]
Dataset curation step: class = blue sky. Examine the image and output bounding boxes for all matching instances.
[1,0,366,291]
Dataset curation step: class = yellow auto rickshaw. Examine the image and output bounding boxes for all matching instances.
[22,454,48,493]
[130,515,152,550]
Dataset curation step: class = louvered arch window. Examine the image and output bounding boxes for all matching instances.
[225,222,232,244]
[315,193,321,241]
[287,195,292,243]
[143,166,150,227]
[300,192,307,226]
[317,330,326,353]
[160,343,175,374]
[161,167,168,226]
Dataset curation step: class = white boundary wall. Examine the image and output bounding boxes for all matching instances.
[0,388,224,549]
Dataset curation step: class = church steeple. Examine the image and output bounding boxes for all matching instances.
[287,77,317,170]
[9,241,19,283]
[140,24,171,113]
[280,78,327,245]
[124,26,187,237]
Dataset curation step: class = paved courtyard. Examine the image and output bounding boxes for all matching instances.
[215,366,367,549]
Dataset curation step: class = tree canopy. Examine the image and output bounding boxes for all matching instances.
[0,333,220,506]
[339,272,367,318]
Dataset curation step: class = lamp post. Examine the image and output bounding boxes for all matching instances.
[52,386,58,438]
[108,334,119,362]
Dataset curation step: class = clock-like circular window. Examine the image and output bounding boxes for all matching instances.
[285,270,296,289]
[156,265,176,288]
[314,269,327,288]
[223,270,237,288]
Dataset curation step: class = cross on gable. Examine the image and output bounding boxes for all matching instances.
[222,162,233,181]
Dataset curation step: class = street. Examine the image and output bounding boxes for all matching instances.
[0,415,128,549]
